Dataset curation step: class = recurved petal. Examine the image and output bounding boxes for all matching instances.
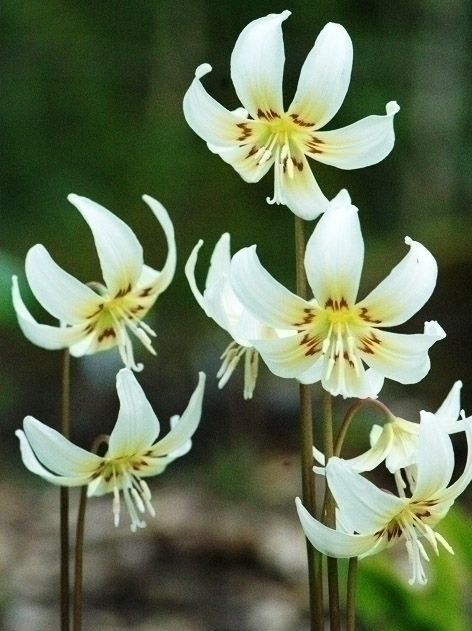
[230,11,290,119]
[68,194,143,297]
[141,195,176,295]
[360,323,446,385]
[434,381,463,424]
[206,233,231,289]
[150,372,205,457]
[255,331,322,380]
[230,246,312,329]
[343,422,395,472]
[25,245,102,323]
[185,240,206,312]
[22,416,102,477]
[357,237,437,327]
[304,190,363,306]
[274,153,329,220]
[440,416,472,502]
[16,430,93,487]
[213,142,274,183]
[326,457,406,533]
[296,497,381,558]
[12,276,87,349]
[183,64,250,147]
[288,23,353,130]
[107,369,160,459]
[412,412,455,500]
[309,101,400,167]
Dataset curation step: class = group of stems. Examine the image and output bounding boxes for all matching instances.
[295,218,357,631]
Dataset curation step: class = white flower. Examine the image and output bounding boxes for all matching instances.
[296,412,472,585]
[12,194,176,371]
[230,190,445,399]
[185,233,293,399]
[314,381,467,491]
[183,11,399,220]
[16,369,205,531]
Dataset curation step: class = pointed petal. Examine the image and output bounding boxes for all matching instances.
[183,63,251,148]
[274,153,329,220]
[310,102,400,168]
[12,276,87,349]
[288,23,353,130]
[256,331,323,380]
[327,457,406,533]
[434,381,462,424]
[360,323,446,384]
[230,246,311,329]
[304,190,363,306]
[141,195,176,295]
[296,497,381,558]
[230,11,290,119]
[212,141,274,183]
[185,240,206,311]
[68,194,143,296]
[320,356,384,399]
[16,430,93,487]
[344,422,395,472]
[413,412,455,499]
[357,237,437,327]
[150,372,205,457]
[25,245,102,323]
[107,369,160,459]
[22,416,102,476]
[440,417,472,502]
[206,233,231,288]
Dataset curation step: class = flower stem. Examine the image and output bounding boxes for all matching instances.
[346,557,358,631]
[61,349,71,631]
[335,398,394,457]
[73,488,87,631]
[295,217,323,630]
[322,390,340,631]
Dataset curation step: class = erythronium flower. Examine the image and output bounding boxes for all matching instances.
[12,194,176,371]
[185,233,294,399]
[314,382,467,489]
[296,412,472,585]
[183,11,399,220]
[230,190,445,399]
[16,369,205,531]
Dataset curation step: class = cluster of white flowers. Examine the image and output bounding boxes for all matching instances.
[11,9,470,591]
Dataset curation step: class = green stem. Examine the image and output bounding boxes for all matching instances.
[73,488,87,631]
[322,390,340,631]
[335,398,394,458]
[61,349,71,631]
[346,557,358,631]
[295,217,323,630]
[72,434,108,631]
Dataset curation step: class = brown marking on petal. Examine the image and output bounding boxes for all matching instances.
[115,284,132,299]
[325,297,349,311]
[300,333,322,356]
[257,108,281,121]
[247,145,259,158]
[83,322,96,334]
[305,137,324,154]
[130,305,145,313]
[358,331,381,354]
[236,121,252,141]
[98,328,116,342]
[139,287,153,298]
[292,157,304,171]
[343,351,355,368]
[359,307,382,324]
[387,523,402,542]
[293,307,316,327]
[87,304,104,319]
[290,113,315,128]
[104,473,113,482]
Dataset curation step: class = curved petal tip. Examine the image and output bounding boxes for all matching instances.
[196,63,212,79]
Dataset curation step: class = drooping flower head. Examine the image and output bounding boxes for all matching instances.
[183,11,399,219]
[186,233,293,399]
[12,194,176,371]
[16,369,205,531]
[297,412,472,585]
[230,190,445,399]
